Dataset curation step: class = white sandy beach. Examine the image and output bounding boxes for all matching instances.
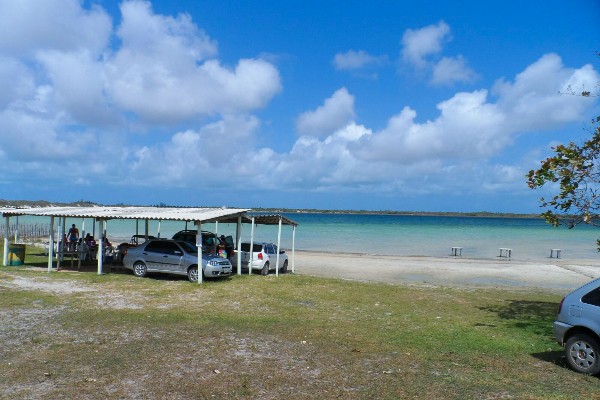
[292,250,600,292]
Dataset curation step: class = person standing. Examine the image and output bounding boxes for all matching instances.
[67,224,79,251]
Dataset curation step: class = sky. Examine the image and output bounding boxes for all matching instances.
[0,0,599,213]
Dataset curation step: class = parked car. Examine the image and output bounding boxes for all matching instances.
[554,277,600,375]
[122,239,232,282]
[231,242,288,275]
[116,234,157,262]
[172,230,233,256]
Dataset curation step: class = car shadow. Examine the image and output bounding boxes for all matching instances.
[478,299,558,337]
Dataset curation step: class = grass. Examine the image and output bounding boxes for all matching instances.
[0,244,599,399]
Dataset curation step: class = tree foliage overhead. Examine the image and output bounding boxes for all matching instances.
[527,116,600,227]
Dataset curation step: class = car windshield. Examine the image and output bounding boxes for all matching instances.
[178,241,197,254]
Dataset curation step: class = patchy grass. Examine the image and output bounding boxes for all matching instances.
[0,259,599,399]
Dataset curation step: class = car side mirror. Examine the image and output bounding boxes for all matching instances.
[279,250,285,254]
[174,250,183,256]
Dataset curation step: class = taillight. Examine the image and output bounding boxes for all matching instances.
[258,253,263,260]
[557,297,565,314]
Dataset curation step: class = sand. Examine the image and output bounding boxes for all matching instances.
[291,250,600,292]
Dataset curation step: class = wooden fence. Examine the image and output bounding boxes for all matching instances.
[0,223,53,239]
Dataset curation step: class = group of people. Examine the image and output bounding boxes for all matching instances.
[61,224,112,259]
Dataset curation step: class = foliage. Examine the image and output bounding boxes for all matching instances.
[527,116,600,246]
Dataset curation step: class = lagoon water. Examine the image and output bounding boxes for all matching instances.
[8,212,600,261]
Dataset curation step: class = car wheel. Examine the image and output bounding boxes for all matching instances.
[280,260,288,274]
[188,266,199,283]
[261,262,270,276]
[565,334,600,375]
[133,261,147,277]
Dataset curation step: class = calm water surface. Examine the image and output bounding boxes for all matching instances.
[7,213,600,261]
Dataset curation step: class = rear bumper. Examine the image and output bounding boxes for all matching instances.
[553,321,572,345]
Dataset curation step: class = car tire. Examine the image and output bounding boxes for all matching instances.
[133,261,147,278]
[188,266,199,283]
[565,333,600,375]
[261,262,270,276]
[280,260,288,274]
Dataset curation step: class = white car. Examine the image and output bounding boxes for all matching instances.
[231,242,288,275]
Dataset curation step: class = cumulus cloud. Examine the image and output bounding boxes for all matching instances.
[430,56,479,86]
[296,88,356,137]
[0,0,112,56]
[401,21,478,87]
[106,1,281,122]
[401,21,450,69]
[333,50,385,71]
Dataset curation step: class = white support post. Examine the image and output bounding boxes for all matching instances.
[57,218,63,270]
[275,217,282,277]
[48,216,55,272]
[3,216,9,266]
[14,216,18,243]
[157,220,161,238]
[97,219,105,274]
[197,222,203,284]
[215,221,218,236]
[248,217,255,275]
[236,217,242,276]
[291,225,296,273]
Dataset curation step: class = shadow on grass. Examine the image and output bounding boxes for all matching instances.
[478,300,558,337]
[531,350,566,368]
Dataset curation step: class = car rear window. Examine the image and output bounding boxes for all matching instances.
[582,287,600,307]
[241,243,263,252]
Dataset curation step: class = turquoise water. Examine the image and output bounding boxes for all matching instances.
[5,213,600,261]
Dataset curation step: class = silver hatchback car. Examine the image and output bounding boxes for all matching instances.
[554,277,600,375]
[123,239,232,282]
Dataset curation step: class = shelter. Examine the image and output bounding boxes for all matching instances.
[1,206,297,282]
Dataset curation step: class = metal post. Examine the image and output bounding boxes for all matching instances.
[236,217,242,276]
[275,217,282,277]
[3,216,9,266]
[48,216,54,272]
[14,215,18,243]
[197,222,203,284]
[57,218,63,270]
[291,225,296,273]
[98,219,105,274]
[248,217,255,276]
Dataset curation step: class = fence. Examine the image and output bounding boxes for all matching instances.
[0,223,53,240]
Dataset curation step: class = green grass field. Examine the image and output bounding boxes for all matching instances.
[0,244,599,399]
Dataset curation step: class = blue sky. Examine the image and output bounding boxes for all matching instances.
[0,0,599,212]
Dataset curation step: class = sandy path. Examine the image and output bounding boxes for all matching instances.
[292,251,600,292]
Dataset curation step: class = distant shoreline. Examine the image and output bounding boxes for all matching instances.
[0,199,541,219]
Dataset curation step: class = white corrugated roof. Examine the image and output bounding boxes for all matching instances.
[1,206,250,223]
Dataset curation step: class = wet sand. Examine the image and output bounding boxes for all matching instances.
[292,250,600,292]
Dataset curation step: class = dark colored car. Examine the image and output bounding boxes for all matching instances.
[172,230,233,256]
[554,277,600,375]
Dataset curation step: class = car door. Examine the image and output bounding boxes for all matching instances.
[143,241,182,272]
[264,243,276,269]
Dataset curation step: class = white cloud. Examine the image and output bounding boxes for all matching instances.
[0,0,111,56]
[106,1,281,122]
[430,55,479,86]
[296,88,356,137]
[401,21,450,68]
[333,50,385,70]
